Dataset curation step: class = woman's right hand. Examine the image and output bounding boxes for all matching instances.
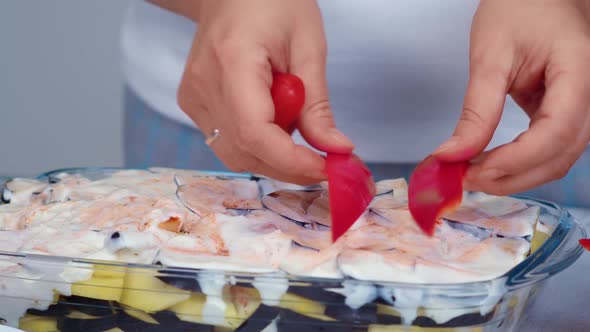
[173,0,354,185]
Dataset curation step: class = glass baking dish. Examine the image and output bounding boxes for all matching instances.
[0,167,585,332]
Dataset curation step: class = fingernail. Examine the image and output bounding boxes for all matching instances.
[433,136,461,154]
[329,128,354,148]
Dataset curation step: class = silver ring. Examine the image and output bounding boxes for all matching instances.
[205,128,221,146]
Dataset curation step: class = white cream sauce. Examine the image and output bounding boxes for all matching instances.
[0,169,543,327]
[252,276,289,306]
[197,271,228,326]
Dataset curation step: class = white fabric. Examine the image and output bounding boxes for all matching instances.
[120,0,530,163]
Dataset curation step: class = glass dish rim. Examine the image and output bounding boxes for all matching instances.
[0,166,585,293]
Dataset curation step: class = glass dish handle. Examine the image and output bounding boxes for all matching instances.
[507,214,586,288]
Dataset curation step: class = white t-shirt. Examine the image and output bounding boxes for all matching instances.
[120,0,529,163]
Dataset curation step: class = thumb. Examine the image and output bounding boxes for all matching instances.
[290,52,354,154]
[297,77,354,154]
[434,55,510,162]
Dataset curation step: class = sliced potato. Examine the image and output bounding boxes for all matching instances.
[66,311,101,319]
[19,314,59,332]
[225,286,262,328]
[530,229,551,254]
[92,264,127,279]
[277,293,333,321]
[119,270,191,312]
[122,306,159,325]
[169,292,207,324]
[377,304,402,317]
[72,275,124,301]
[52,290,61,303]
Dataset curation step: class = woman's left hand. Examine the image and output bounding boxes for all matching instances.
[434,0,590,196]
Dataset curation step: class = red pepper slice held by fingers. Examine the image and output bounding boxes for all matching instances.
[326,153,376,242]
[408,155,468,236]
[270,72,375,242]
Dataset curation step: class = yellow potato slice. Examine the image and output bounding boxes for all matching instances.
[377,304,402,317]
[71,275,125,301]
[119,270,191,312]
[92,264,127,279]
[18,314,58,332]
[530,229,551,254]
[169,292,207,324]
[277,293,334,321]
[122,306,159,325]
[225,286,262,328]
[66,310,101,319]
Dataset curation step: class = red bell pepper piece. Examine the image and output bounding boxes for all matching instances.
[270,72,375,242]
[579,239,590,251]
[408,155,468,236]
[326,153,376,242]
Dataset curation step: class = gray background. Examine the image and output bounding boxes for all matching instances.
[0,0,128,177]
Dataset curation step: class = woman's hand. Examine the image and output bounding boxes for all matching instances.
[173,0,353,185]
[434,0,590,195]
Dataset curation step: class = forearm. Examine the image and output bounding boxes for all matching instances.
[146,0,204,22]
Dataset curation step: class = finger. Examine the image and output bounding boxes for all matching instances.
[464,131,589,195]
[508,58,545,118]
[434,41,512,162]
[239,123,328,182]
[465,112,590,195]
[247,154,327,185]
[511,86,545,118]
[464,55,590,185]
[289,28,354,153]
[208,132,325,185]
[219,54,328,183]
